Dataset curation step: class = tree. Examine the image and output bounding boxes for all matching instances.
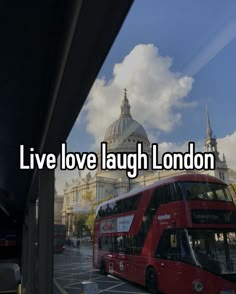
[74,194,114,238]
[74,214,91,238]
[85,194,113,236]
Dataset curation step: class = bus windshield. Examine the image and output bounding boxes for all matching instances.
[156,229,236,277]
[180,181,233,202]
[187,229,236,275]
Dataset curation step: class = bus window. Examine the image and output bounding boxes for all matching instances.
[105,204,113,216]
[99,237,111,252]
[215,188,228,201]
[156,230,180,260]
[98,236,120,253]
[113,202,121,214]
[187,229,236,274]
[181,182,233,202]
[116,193,141,214]
[173,182,183,200]
[96,193,141,219]
[98,206,105,218]
[116,236,124,253]
[170,234,177,248]
[152,183,182,205]
[155,229,195,264]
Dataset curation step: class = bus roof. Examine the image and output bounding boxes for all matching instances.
[95,173,226,215]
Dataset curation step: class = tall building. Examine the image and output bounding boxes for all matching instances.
[202,107,228,182]
[61,91,229,235]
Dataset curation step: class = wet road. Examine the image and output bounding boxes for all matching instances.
[53,245,149,294]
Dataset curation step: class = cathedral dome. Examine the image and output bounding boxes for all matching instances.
[97,89,152,177]
[105,116,148,141]
[104,89,150,146]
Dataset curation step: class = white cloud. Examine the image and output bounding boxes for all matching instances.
[157,140,203,157]
[84,44,194,146]
[218,131,236,170]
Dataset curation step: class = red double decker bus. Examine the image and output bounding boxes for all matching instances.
[54,224,66,253]
[93,174,236,294]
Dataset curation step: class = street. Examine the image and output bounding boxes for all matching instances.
[53,243,149,294]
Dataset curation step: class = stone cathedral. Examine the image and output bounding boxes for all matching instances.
[60,91,228,233]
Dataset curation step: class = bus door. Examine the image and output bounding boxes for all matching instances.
[154,229,188,292]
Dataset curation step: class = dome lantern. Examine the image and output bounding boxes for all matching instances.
[120,88,132,118]
[104,90,150,147]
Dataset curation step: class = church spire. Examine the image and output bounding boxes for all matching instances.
[204,106,219,160]
[223,153,226,162]
[206,105,213,139]
[120,88,132,118]
[203,106,228,182]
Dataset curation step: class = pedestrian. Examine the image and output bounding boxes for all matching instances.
[77,239,80,250]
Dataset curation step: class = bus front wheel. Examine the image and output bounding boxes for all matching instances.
[145,267,158,294]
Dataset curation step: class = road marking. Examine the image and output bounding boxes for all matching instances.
[64,274,119,289]
[101,291,147,294]
[107,274,122,281]
[53,278,68,294]
[98,282,126,293]
[64,276,102,288]
[54,261,91,270]
[56,269,98,279]
[55,265,90,272]
[55,278,81,282]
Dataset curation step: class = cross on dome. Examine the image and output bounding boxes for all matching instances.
[120,88,132,118]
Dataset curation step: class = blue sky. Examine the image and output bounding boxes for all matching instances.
[56,0,236,192]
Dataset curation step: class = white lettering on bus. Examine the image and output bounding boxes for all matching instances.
[157,214,171,220]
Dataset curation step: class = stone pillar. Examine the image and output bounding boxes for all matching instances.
[37,170,54,294]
